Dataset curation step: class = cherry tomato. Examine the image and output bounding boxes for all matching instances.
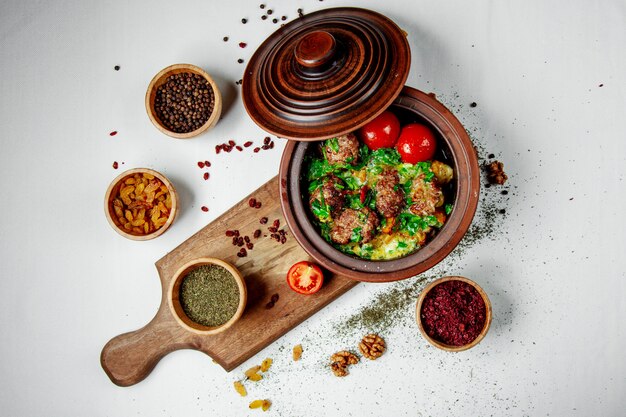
[357,111,401,150]
[396,123,437,164]
[287,261,324,295]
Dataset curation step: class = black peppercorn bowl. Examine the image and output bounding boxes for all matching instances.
[146,64,222,139]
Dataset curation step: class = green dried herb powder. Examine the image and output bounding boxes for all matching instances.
[180,264,240,327]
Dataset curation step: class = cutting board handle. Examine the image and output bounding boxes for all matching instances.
[101,315,182,387]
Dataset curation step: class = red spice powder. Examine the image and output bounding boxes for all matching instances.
[420,280,486,346]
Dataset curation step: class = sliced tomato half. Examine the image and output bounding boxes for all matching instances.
[287,261,324,295]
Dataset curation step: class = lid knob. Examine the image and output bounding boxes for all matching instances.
[294,31,337,69]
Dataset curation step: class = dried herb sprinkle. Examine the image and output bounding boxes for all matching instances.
[180,264,240,327]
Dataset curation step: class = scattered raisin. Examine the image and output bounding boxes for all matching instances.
[260,217,268,224]
[253,229,261,238]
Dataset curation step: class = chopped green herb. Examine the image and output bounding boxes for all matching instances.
[326,137,340,153]
[346,193,364,209]
[397,213,441,236]
[311,198,331,221]
[445,203,453,215]
[350,227,363,243]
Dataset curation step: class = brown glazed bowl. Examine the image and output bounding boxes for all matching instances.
[279,87,480,282]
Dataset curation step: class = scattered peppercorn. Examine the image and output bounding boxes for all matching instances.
[267,9,273,15]
[238,59,244,64]
[239,42,247,48]
[203,172,210,180]
[260,217,268,224]
[241,18,248,24]
[249,198,257,207]
[499,208,506,214]
[112,161,119,169]
[501,190,508,195]
[201,206,209,212]
[244,141,253,147]
[253,229,261,238]
[488,153,495,159]
[260,4,265,9]
[470,102,477,108]
[114,65,120,71]
[198,161,205,168]
[253,147,260,153]
[272,18,278,23]
[262,15,267,20]
[223,36,229,42]
[281,16,287,21]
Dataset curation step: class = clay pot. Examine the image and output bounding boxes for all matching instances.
[279,87,480,282]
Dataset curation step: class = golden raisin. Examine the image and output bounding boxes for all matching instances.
[292,344,303,361]
[233,381,247,397]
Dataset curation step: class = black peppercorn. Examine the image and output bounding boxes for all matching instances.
[262,15,267,20]
[223,36,229,42]
[272,18,278,23]
[237,58,244,64]
[267,9,273,15]
[154,72,214,134]
[241,18,247,24]
[114,65,120,71]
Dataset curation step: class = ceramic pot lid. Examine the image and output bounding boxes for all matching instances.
[242,7,411,141]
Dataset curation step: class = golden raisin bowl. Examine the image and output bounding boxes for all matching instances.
[104,168,179,240]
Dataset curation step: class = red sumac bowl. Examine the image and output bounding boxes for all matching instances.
[279,87,480,282]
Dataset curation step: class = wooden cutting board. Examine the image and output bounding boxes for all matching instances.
[101,176,358,386]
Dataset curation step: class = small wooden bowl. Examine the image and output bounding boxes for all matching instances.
[168,258,247,335]
[145,64,222,139]
[416,276,492,352]
[104,168,179,241]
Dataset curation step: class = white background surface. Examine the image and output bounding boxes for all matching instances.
[1,0,625,415]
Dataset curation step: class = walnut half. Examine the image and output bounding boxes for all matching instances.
[329,351,359,377]
[359,334,386,360]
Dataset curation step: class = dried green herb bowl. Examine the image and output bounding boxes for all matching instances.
[168,258,247,335]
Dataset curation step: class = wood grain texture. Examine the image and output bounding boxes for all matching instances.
[101,176,358,386]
